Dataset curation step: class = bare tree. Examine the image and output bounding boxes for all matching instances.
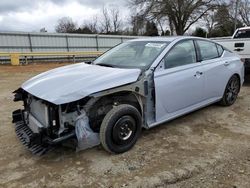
[239,0,250,26]
[130,0,218,35]
[209,3,240,37]
[130,13,146,35]
[151,14,167,35]
[203,10,216,37]
[40,27,47,33]
[110,8,122,33]
[168,16,174,35]
[100,6,123,34]
[55,17,77,33]
[82,15,99,34]
[156,17,165,35]
[101,7,112,33]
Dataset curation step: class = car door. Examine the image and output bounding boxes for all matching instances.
[196,40,232,100]
[154,39,205,122]
[233,28,250,57]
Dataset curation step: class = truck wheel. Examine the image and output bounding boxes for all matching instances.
[220,75,240,106]
[100,104,142,154]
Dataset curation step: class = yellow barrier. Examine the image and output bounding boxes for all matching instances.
[0,53,12,56]
[0,51,103,65]
[10,53,20,66]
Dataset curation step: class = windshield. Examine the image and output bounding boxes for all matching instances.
[234,29,250,38]
[94,41,169,69]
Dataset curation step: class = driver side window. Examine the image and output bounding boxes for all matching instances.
[163,40,197,69]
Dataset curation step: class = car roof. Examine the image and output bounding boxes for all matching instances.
[129,36,204,42]
[238,26,250,30]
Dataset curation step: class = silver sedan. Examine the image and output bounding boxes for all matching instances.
[13,36,244,155]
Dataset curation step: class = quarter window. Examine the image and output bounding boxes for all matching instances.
[217,44,224,56]
[163,40,197,69]
[197,40,219,61]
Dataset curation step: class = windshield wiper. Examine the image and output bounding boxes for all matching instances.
[97,63,115,68]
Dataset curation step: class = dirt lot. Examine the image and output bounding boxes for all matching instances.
[0,63,250,188]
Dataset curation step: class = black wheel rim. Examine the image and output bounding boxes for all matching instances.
[226,77,240,104]
[112,115,136,145]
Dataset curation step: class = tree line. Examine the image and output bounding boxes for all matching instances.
[55,0,250,38]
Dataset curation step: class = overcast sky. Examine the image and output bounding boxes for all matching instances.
[0,0,129,32]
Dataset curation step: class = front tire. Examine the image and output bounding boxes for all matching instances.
[220,75,240,106]
[100,104,142,154]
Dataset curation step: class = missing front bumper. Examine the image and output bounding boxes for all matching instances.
[15,122,48,155]
[12,109,75,155]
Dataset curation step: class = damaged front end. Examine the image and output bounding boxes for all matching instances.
[12,89,89,155]
[12,63,145,155]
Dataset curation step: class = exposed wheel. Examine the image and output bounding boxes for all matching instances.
[220,75,240,106]
[100,104,142,154]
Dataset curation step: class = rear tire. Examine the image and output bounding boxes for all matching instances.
[100,104,142,154]
[220,75,240,106]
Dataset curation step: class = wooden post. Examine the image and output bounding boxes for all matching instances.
[25,56,28,65]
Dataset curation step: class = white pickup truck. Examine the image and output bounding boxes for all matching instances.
[212,27,250,73]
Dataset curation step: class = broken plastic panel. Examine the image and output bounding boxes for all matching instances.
[75,110,100,151]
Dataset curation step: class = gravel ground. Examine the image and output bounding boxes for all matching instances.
[0,64,250,188]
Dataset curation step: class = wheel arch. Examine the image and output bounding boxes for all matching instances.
[87,91,144,132]
[219,73,241,106]
[222,73,241,94]
[232,73,242,91]
[97,91,143,114]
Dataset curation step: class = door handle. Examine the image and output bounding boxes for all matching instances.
[224,61,230,66]
[234,48,244,52]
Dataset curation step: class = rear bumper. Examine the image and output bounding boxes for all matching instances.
[12,109,75,155]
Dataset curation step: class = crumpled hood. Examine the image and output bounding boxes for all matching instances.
[22,63,141,105]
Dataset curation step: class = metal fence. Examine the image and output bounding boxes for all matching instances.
[0,31,139,53]
[0,31,141,64]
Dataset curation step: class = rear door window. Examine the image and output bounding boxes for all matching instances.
[197,40,219,61]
